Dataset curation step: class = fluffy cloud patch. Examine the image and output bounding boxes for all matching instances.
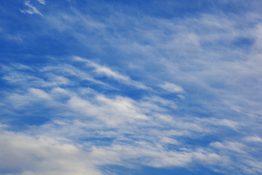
[0,131,101,175]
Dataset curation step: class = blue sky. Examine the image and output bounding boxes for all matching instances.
[0,0,262,175]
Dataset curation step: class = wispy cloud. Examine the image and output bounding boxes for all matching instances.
[37,0,46,5]
[0,60,244,174]
[73,56,130,82]
[1,1,262,175]
[160,82,184,93]
[20,0,43,16]
[73,56,149,90]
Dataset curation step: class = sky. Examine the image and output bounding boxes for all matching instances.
[0,0,262,175]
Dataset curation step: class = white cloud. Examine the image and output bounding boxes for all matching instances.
[73,56,149,90]
[67,95,148,126]
[0,129,225,175]
[89,144,224,168]
[0,131,101,175]
[244,136,262,143]
[46,74,70,86]
[210,141,246,154]
[2,4,262,174]
[21,0,43,16]
[29,88,52,100]
[160,82,184,93]
[74,57,129,82]
[5,88,54,109]
[41,64,114,89]
[37,0,46,5]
